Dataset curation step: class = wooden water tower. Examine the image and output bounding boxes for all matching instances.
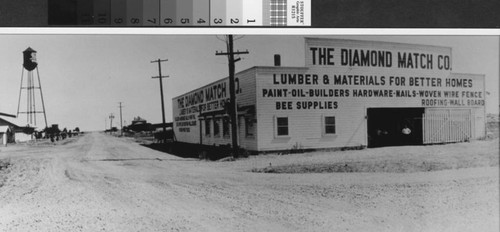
[17,47,48,128]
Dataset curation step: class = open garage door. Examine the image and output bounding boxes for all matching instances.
[423,108,472,144]
[367,108,424,148]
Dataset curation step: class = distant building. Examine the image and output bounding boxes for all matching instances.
[172,38,486,152]
[0,116,35,143]
[126,116,152,132]
[131,116,147,125]
[151,122,173,132]
[0,126,13,146]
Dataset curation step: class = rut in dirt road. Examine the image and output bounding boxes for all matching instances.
[0,133,299,231]
[0,132,498,232]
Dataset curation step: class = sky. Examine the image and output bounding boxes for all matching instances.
[0,34,498,131]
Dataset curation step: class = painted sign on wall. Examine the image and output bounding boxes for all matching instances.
[173,78,243,133]
[261,72,484,111]
[305,38,453,74]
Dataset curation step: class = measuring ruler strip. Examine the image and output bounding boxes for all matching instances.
[50,0,310,26]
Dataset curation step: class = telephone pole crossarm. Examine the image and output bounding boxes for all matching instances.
[150,59,168,63]
[152,76,169,79]
[215,50,249,56]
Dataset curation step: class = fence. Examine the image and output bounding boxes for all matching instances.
[423,108,473,144]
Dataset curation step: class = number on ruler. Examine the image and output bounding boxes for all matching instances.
[81,14,92,24]
[247,19,256,23]
[147,18,157,24]
[181,18,190,24]
[97,14,107,24]
[114,18,124,24]
[230,18,239,24]
[213,18,223,24]
[164,18,174,24]
[197,18,206,24]
[130,18,140,24]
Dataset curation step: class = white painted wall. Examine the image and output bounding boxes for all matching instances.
[173,38,486,152]
[172,68,257,150]
[253,38,485,151]
[15,132,32,143]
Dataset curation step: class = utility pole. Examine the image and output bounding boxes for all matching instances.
[216,35,249,158]
[119,102,123,136]
[109,113,114,132]
[151,59,169,143]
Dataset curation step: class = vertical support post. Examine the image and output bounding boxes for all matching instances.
[17,67,24,117]
[109,113,114,132]
[422,113,425,144]
[227,35,239,158]
[36,67,48,128]
[119,102,123,136]
[199,105,203,145]
[32,71,37,125]
[215,35,249,158]
[151,59,169,143]
[158,60,166,142]
[27,71,30,124]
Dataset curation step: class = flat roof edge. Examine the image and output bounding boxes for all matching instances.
[172,66,307,100]
[304,37,453,52]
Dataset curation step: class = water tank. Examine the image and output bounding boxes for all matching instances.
[23,47,38,71]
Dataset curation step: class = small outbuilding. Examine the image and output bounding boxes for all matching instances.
[0,126,13,146]
[0,116,35,143]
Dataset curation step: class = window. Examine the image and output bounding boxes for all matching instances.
[223,117,230,137]
[276,117,289,136]
[324,116,336,134]
[205,119,211,136]
[245,117,254,137]
[213,118,220,137]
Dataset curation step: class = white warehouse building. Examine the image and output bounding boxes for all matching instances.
[172,38,486,152]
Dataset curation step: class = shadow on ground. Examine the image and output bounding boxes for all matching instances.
[141,142,234,161]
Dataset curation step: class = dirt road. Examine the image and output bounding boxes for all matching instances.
[0,132,498,231]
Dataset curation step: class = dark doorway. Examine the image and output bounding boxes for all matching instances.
[367,108,424,148]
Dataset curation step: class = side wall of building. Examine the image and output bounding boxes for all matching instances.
[172,68,258,151]
[173,38,486,153]
[254,39,485,151]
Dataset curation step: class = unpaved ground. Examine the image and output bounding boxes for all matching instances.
[0,132,498,232]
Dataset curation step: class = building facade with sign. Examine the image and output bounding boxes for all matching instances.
[172,38,486,152]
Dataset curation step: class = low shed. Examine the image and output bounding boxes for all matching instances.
[0,126,13,146]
